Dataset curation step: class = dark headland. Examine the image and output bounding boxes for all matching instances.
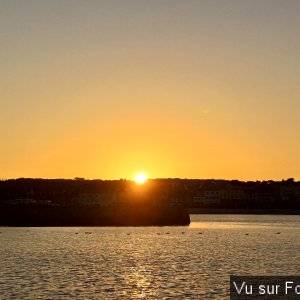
[1,178,300,226]
[0,178,190,226]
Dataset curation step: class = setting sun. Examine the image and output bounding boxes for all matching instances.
[134,173,148,185]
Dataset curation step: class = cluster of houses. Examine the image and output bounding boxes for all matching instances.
[190,181,300,208]
[1,179,300,209]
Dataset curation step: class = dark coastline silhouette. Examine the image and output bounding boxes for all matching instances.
[0,178,191,226]
[0,178,299,226]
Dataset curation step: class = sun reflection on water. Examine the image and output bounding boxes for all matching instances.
[124,266,156,299]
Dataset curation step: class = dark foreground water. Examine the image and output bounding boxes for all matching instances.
[1,215,300,299]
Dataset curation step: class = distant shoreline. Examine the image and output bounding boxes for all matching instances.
[189,208,300,215]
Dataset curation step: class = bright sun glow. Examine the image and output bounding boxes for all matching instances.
[134,172,148,184]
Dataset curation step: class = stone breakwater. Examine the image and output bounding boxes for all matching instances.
[0,204,190,226]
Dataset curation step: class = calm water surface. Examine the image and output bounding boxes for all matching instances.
[1,214,300,299]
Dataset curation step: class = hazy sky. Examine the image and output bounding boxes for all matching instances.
[1,0,299,180]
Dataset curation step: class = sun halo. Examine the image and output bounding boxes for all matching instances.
[134,172,148,185]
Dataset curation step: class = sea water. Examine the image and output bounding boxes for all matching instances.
[1,215,300,299]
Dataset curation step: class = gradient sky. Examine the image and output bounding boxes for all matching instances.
[1,0,299,180]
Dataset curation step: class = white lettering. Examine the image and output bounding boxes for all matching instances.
[245,284,253,295]
[276,284,280,294]
[233,281,245,295]
[285,281,294,294]
[267,284,280,294]
[259,285,265,295]
[295,284,300,295]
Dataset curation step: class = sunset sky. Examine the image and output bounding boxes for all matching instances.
[1,0,299,181]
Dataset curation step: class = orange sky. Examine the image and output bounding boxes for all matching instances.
[1,1,300,181]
